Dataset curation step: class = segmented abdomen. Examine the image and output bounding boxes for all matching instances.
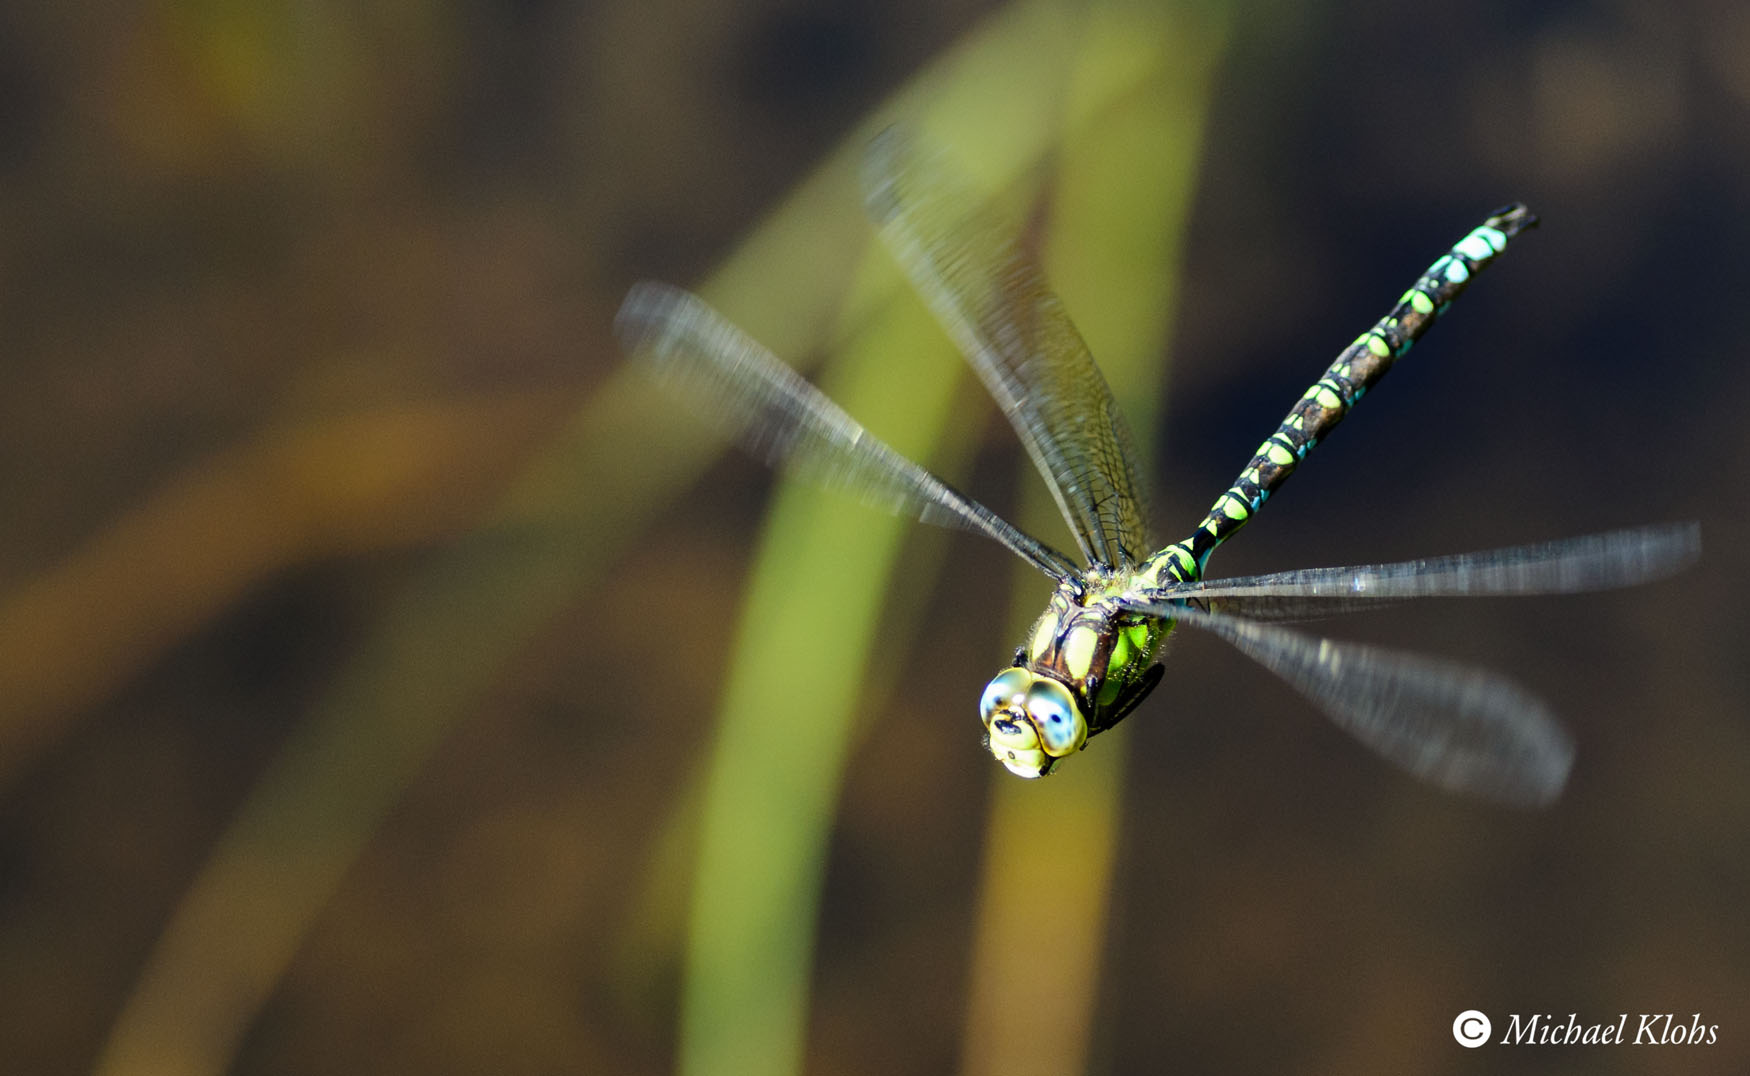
[1183,204,1538,570]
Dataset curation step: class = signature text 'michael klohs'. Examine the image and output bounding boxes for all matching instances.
[1502,1013,1718,1046]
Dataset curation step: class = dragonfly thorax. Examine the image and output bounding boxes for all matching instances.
[977,575,1170,777]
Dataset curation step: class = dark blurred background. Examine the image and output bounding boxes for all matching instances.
[1,1,1745,1074]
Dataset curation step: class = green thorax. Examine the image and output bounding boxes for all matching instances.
[1020,542,1200,734]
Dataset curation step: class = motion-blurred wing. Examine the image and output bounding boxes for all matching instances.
[1154,523,1698,622]
[863,127,1152,570]
[616,282,1079,581]
[1126,601,1575,805]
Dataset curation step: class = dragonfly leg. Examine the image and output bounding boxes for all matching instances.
[1091,662,1165,736]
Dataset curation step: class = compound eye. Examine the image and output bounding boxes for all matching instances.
[1026,677,1086,757]
[979,667,1033,724]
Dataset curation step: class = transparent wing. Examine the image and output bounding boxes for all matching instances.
[616,282,1080,581]
[1156,523,1699,622]
[863,127,1152,570]
[1128,602,1575,806]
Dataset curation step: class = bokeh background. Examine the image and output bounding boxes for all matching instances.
[2,1,1746,1074]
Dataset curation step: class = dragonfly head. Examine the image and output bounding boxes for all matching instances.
[978,667,1088,777]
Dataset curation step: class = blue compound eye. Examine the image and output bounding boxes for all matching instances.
[1026,677,1087,757]
[979,667,1033,724]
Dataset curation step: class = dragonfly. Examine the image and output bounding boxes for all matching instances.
[615,128,1699,806]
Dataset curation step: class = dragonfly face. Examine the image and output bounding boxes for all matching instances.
[978,577,1170,777]
[978,666,1083,777]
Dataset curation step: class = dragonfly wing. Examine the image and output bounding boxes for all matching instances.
[617,282,1079,581]
[1127,601,1575,805]
[863,127,1152,569]
[1155,523,1699,621]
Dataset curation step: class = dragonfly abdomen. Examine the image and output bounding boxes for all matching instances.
[1184,205,1538,569]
